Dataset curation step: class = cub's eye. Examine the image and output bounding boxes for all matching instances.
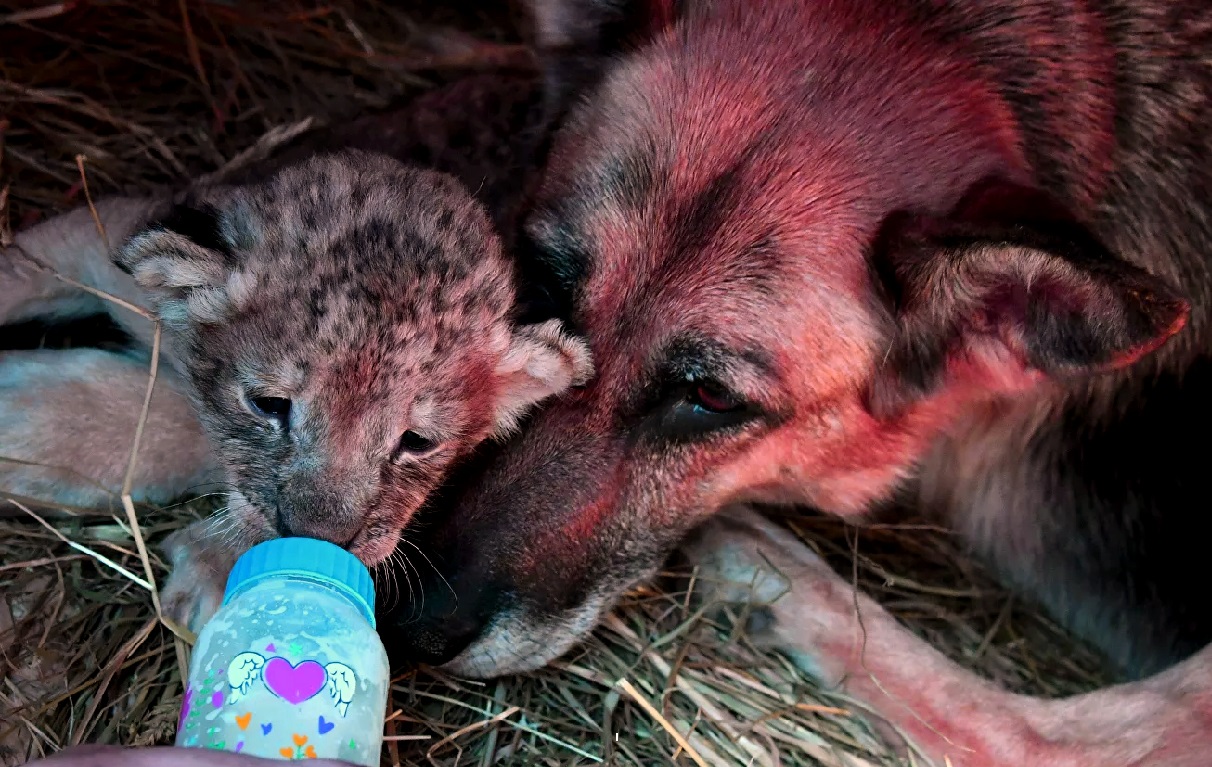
[396,430,437,455]
[247,395,291,428]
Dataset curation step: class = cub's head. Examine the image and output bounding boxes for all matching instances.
[115,150,591,563]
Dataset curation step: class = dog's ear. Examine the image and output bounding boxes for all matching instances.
[114,194,250,329]
[866,177,1189,419]
[525,0,681,120]
[491,319,594,437]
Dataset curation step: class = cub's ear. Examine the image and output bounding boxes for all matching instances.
[525,0,681,120]
[491,318,594,437]
[114,197,245,329]
[867,177,1189,419]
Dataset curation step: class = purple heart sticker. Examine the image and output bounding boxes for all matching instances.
[318,716,335,735]
[263,657,327,705]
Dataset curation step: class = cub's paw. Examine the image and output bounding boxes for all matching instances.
[160,520,242,635]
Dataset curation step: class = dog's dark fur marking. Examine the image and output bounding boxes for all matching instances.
[598,143,658,212]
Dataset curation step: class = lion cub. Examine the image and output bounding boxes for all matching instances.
[111,150,591,627]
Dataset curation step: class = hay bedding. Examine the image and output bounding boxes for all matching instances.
[0,2,1114,765]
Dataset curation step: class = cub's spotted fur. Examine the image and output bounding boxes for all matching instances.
[2,147,590,628]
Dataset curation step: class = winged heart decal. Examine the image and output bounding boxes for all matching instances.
[222,651,358,716]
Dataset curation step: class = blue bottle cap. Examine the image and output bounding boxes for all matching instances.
[222,537,377,628]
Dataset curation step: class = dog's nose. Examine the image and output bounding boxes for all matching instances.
[379,557,498,668]
[390,613,482,666]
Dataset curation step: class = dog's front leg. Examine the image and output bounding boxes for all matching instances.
[680,505,1212,767]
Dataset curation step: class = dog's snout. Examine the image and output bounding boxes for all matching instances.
[391,613,482,666]
[378,534,501,668]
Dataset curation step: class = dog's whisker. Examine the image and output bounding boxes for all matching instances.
[399,536,452,614]
[393,546,418,619]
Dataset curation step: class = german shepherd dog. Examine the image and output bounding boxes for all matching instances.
[379,0,1212,764]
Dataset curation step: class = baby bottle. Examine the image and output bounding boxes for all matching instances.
[175,538,390,765]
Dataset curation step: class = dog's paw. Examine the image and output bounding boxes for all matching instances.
[679,505,859,685]
[159,521,238,635]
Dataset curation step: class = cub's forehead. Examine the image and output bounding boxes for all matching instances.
[232,155,500,272]
[231,272,513,372]
[194,153,522,401]
[222,302,507,411]
[214,153,517,334]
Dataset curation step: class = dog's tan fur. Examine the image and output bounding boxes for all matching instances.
[683,507,1212,767]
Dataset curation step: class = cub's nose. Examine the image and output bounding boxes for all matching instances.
[276,472,370,548]
[275,504,361,549]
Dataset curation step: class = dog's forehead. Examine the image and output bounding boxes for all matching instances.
[534,146,876,388]
[528,20,899,388]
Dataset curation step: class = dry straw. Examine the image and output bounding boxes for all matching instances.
[0,2,1111,765]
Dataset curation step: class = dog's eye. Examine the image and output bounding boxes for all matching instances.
[650,379,756,442]
[396,430,437,455]
[689,383,743,414]
[247,395,291,428]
